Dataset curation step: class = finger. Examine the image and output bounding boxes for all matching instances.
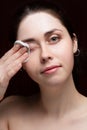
[1,44,22,62]
[5,47,29,66]
[6,52,29,78]
[1,45,28,66]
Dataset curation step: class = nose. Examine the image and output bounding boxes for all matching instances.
[40,45,53,64]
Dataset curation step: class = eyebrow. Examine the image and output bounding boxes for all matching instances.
[44,29,62,37]
[22,29,62,43]
[22,38,36,43]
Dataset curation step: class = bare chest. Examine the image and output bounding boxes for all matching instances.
[9,116,87,130]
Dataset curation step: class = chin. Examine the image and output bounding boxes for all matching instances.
[40,79,64,87]
[44,75,71,86]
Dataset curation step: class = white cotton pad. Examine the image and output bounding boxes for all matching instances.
[14,40,30,53]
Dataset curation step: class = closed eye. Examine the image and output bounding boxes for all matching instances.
[29,43,40,52]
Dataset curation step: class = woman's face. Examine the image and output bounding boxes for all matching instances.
[17,12,77,87]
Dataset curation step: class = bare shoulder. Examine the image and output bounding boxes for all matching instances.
[0,94,40,118]
[0,94,40,130]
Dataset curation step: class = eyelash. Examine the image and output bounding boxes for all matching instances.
[29,43,39,52]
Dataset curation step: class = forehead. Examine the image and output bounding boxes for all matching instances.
[17,12,67,39]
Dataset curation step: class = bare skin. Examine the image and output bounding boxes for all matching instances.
[0,12,87,130]
[0,93,87,130]
[0,44,29,101]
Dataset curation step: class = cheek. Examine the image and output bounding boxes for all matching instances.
[23,62,37,82]
[60,46,74,71]
[23,54,39,75]
[62,51,74,68]
[55,41,74,67]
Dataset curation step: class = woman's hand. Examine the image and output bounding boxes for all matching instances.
[0,44,29,101]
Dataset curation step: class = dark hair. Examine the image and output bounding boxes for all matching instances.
[9,0,79,87]
[9,0,76,43]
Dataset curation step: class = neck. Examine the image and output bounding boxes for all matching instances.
[39,76,82,117]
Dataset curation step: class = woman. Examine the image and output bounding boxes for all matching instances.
[0,1,87,129]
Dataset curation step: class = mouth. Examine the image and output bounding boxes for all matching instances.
[41,65,61,74]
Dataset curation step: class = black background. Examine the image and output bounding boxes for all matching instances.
[0,0,87,97]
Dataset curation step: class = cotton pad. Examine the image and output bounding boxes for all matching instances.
[14,40,30,53]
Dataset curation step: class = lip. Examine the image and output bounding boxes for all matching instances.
[41,65,61,74]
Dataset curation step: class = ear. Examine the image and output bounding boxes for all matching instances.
[72,33,78,53]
